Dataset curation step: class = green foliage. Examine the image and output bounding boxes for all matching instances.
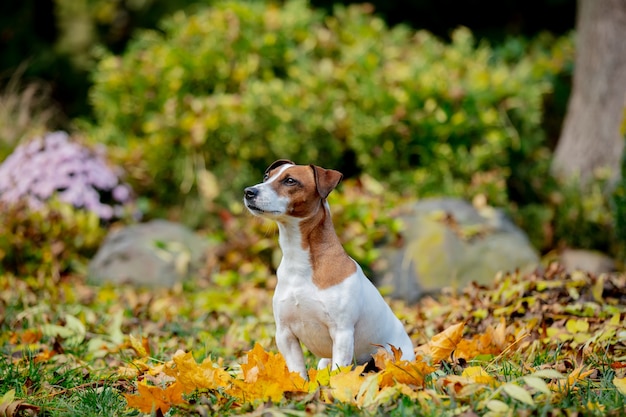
[0,199,106,277]
[85,0,567,224]
[328,176,406,271]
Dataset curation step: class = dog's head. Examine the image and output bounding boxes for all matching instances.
[244,159,343,219]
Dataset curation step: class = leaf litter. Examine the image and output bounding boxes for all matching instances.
[1,263,626,415]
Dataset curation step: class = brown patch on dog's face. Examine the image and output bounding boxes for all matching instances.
[266,165,324,218]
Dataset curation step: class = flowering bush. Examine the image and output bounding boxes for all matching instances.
[0,131,134,221]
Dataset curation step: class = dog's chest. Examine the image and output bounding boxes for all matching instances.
[274,283,334,357]
[274,259,328,323]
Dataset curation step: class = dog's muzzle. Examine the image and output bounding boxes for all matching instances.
[244,186,264,213]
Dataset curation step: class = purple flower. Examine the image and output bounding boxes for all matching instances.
[0,131,136,220]
[112,184,131,202]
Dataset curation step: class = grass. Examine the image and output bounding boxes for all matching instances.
[0,65,64,159]
[1,267,626,416]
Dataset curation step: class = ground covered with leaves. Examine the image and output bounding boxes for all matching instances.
[2,264,626,416]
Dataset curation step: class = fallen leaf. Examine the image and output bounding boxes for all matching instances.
[329,365,367,403]
[378,357,434,388]
[565,319,590,334]
[566,366,595,388]
[129,334,149,357]
[415,322,465,363]
[124,380,186,414]
[486,399,509,413]
[461,366,496,386]
[502,382,534,405]
[168,350,232,393]
[523,376,551,395]
[227,343,308,403]
[0,399,41,417]
[612,376,626,396]
[529,369,566,380]
[33,348,57,363]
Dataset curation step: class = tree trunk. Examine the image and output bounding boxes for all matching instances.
[551,0,626,184]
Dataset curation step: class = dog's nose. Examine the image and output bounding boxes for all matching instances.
[244,187,258,200]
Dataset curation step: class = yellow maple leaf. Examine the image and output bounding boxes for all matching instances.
[415,322,465,363]
[461,366,497,386]
[129,334,150,357]
[124,380,186,414]
[329,365,367,403]
[117,358,151,378]
[227,343,308,403]
[168,350,232,394]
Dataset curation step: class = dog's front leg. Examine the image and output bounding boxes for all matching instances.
[330,328,355,370]
[276,326,307,378]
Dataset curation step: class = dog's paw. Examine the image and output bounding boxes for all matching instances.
[317,358,331,370]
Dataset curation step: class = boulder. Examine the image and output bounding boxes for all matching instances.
[374,198,539,302]
[88,219,210,287]
[559,249,616,274]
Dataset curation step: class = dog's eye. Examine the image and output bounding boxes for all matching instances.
[283,177,297,185]
[263,174,269,181]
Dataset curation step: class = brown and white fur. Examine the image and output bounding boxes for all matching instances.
[243,159,414,378]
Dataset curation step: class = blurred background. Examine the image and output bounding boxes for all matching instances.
[1,0,625,284]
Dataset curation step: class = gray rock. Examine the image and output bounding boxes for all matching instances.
[88,219,210,286]
[559,249,616,274]
[374,198,539,302]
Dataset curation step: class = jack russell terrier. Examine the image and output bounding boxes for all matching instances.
[244,159,415,378]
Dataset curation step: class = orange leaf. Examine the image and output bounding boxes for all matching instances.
[378,358,434,388]
[34,348,57,363]
[415,322,465,363]
[372,347,434,388]
[566,366,594,388]
[169,350,232,393]
[124,380,186,414]
[21,329,43,344]
[226,343,308,403]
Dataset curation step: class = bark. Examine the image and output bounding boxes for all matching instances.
[551,0,626,184]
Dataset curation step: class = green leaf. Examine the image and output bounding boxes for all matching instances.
[502,383,535,406]
[523,376,551,395]
[486,399,509,413]
[41,314,86,347]
[530,369,566,379]
[0,389,15,405]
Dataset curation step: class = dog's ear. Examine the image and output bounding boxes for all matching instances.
[264,159,295,180]
[310,165,343,199]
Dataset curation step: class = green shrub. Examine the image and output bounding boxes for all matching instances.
[89,0,626,263]
[85,0,568,223]
[0,200,106,278]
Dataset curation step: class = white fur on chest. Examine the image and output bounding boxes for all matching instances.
[274,223,329,358]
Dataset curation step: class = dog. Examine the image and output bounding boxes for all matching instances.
[243,159,415,378]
